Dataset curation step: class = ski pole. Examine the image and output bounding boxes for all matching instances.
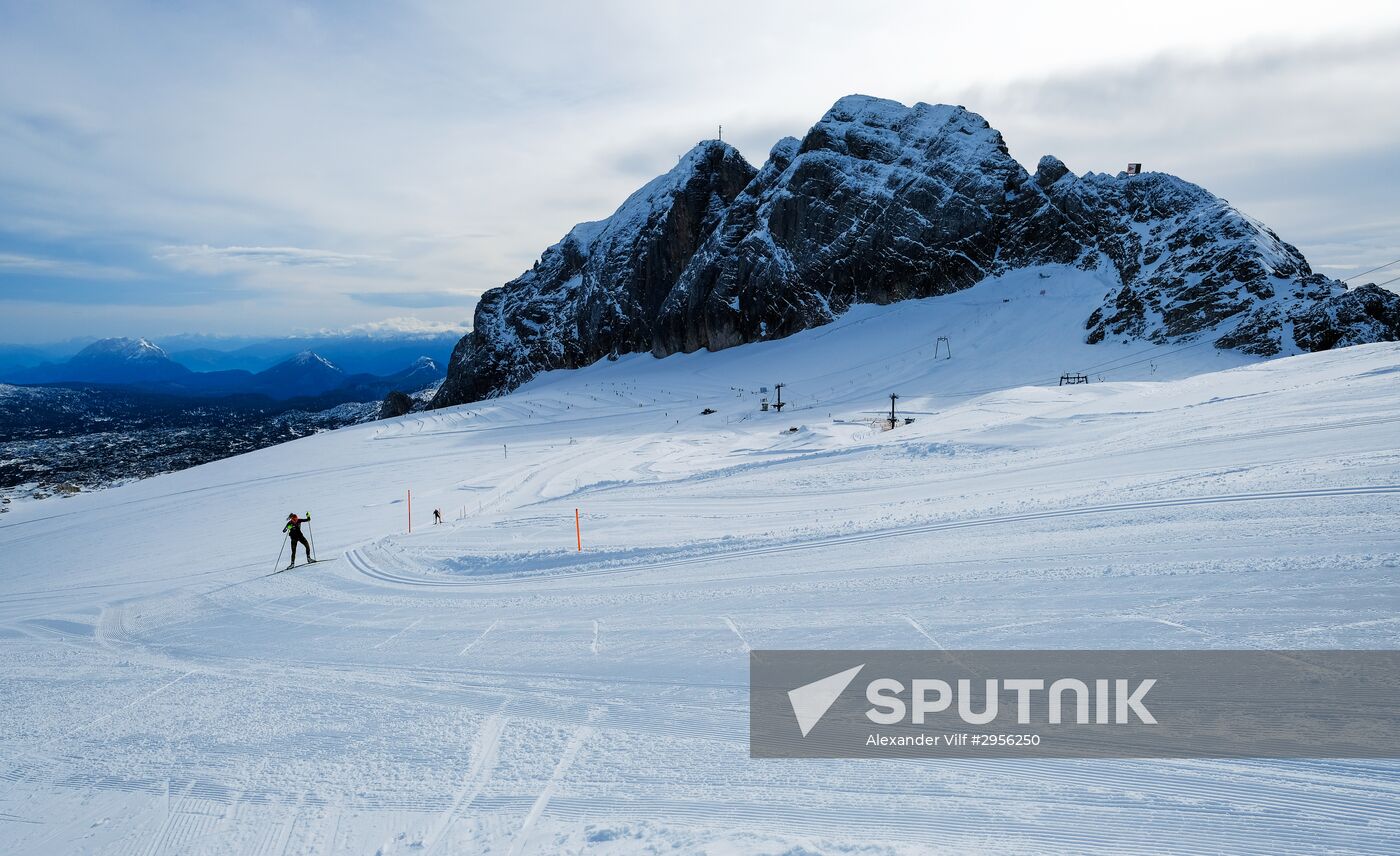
[306,517,316,560]
[273,533,287,573]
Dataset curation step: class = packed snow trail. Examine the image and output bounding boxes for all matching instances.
[1,272,1398,853]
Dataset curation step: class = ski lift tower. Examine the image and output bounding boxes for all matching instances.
[888,393,899,430]
[773,383,786,413]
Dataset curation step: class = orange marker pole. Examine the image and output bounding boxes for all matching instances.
[408,489,412,534]
[575,508,581,552]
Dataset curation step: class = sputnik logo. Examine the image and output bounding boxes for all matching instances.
[788,664,865,737]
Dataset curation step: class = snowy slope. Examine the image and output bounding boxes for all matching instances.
[2,270,1398,854]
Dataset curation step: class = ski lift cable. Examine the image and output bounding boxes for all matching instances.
[1092,338,1215,377]
[1342,257,1400,282]
[749,298,1249,413]
[1372,271,1400,289]
[1080,337,1214,376]
[1076,339,1195,374]
[925,337,1214,399]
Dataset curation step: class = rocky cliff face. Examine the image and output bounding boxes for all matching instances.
[1038,164,1366,356]
[434,95,1400,406]
[433,140,755,406]
[652,99,1089,354]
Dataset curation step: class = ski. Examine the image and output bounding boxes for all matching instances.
[266,556,337,577]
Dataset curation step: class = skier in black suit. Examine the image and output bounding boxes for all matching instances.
[283,512,315,569]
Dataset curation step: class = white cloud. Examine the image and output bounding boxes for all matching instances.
[154,245,385,273]
[0,252,138,280]
[308,317,471,337]
[948,31,1400,277]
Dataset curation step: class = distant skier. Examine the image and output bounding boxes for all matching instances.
[283,512,315,568]
[433,508,442,525]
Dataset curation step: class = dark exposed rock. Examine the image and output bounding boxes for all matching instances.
[1035,155,1071,187]
[652,99,1088,355]
[1290,283,1400,352]
[1047,170,1317,355]
[380,390,415,418]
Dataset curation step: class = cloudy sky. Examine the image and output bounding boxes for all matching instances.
[2,0,1398,343]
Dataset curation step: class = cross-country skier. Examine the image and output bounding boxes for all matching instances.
[284,512,315,568]
[433,508,442,525]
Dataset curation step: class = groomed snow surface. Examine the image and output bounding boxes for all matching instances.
[2,269,1397,854]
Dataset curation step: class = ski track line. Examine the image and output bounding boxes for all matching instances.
[140,780,197,856]
[1137,615,1211,638]
[276,598,320,618]
[371,616,423,650]
[723,616,751,652]
[350,483,1400,589]
[458,619,499,657]
[0,812,42,825]
[18,620,93,654]
[900,614,944,649]
[376,485,1400,590]
[322,806,344,855]
[1122,614,1356,677]
[423,708,508,856]
[64,669,196,742]
[0,565,240,601]
[894,615,992,678]
[506,724,593,856]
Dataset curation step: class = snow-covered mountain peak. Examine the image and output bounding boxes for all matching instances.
[434,133,757,405]
[24,336,194,384]
[247,349,347,395]
[560,139,749,257]
[435,94,1400,407]
[77,337,171,362]
[769,136,801,161]
[389,356,441,381]
[820,95,997,141]
[287,350,338,371]
[1034,154,1072,186]
[799,96,1009,171]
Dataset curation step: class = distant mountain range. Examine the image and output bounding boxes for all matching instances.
[162,331,462,375]
[4,337,444,402]
[0,330,462,377]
